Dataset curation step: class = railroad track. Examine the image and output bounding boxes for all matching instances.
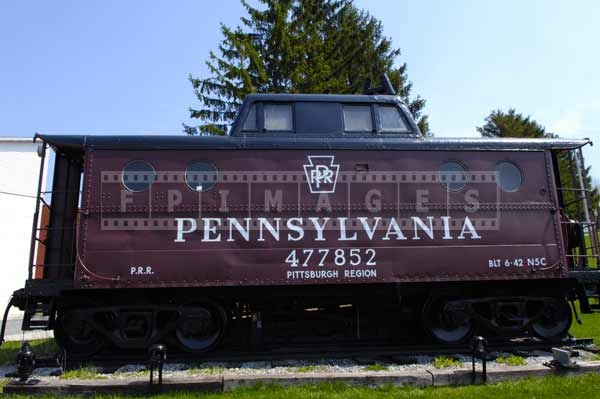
[30,337,595,371]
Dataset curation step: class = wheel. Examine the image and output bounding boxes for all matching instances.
[174,301,227,352]
[529,298,572,340]
[54,309,104,356]
[422,296,473,344]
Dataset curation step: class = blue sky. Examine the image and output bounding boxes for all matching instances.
[1,0,598,180]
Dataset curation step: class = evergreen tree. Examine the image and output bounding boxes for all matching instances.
[186,0,428,135]
[477,108,598,215]
[476,108,546,138]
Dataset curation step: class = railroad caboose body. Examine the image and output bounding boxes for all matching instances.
[2,93,598,356]
[78,147,560,289]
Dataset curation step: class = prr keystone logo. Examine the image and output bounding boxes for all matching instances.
[303,155,340,194]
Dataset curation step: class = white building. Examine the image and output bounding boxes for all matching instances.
[0,137,50,341]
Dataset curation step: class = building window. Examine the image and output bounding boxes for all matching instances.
[264,104,293,131]
[496,161,522,192]
[379,106,409,132]
[185,162,218,192]
[343,105,372,132]
[439,161,468,191]
[121,161,156,192]
[242,104,257,131]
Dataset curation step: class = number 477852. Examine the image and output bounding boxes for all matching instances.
[285,248,376,267]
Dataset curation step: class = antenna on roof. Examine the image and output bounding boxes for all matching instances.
[361,74,396,95]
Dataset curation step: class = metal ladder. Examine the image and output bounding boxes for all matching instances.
[21,142,78,331]
[21,298,55,330]
[561,148,600,311]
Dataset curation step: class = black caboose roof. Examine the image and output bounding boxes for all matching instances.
[242,93,402,103]
[35,133,591,153]
[228,93,422,137]
[33,92,592,153]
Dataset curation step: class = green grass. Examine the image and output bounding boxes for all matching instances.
[570,300,600,343]
[433,356,463,369]
[189,375,600,398]
[0,338,58,365]
[60,366,107,380]
[496,355,526,366]
[363,363,389,372]
[4,374,600,398]
[582,233,598,268]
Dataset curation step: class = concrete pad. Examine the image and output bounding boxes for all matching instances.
[428,361,600,386]
[3,376,222,396]
[222,371,432,391]
[483,365,554,384]
[5,361,600,396]
[426,368,455,386]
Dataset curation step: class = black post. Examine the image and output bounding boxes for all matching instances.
[16,341,36,383]
[148,344,167,386]
[470,336,488,384]
[482,353,487,383]
[252,311,263,349]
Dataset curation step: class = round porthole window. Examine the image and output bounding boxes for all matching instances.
[121,160,156,192]
[496,161,522,192]
[439,161,468,191]
[185,162,218,192]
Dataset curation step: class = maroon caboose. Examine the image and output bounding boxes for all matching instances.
[2,92,598,356]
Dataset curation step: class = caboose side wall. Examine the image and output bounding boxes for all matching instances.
[75,147,566,290]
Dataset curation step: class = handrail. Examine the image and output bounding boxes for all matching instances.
[27,143,47,280]
[0,296,14,347]
[557,187,594,192]
[559,147,599,271]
